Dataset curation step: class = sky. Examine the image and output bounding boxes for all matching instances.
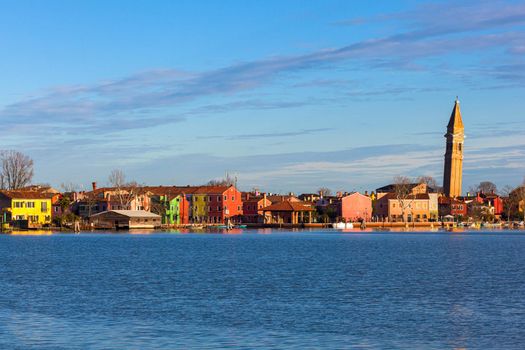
[0,0,524,194]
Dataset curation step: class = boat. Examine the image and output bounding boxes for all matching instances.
[332,222,354,229]
[234,224,248,229]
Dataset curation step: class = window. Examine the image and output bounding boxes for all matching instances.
[232,196,235,201]
[224,195,227,201]
[237,206,241,211]
[41,202,48,212]
[458,143,462,151]
[14,201,23,208]
[27,201,35,208]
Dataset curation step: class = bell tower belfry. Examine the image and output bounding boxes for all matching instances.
[443,98,465,198]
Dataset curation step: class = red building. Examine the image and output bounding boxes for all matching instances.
[196,185,244,224]
[438,197,468,218]
[482,193,503,217]
[242,192,272,223]
[339,192,372,222]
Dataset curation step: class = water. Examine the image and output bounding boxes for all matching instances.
[1,230,525,349]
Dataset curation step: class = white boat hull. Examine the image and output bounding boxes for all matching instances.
[332,222,354,229]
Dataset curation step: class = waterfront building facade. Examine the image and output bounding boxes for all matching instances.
[242,192,272,223]
[339,192,372,222]
[262,200,315,224]
[0,191,53,228]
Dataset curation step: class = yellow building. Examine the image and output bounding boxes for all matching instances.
[191,193,209,223]
[0,191,52,228]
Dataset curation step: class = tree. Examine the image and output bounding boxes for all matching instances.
[0,150,34,190]
[513,178,525,221]
[61,182,79,193]
[108,169,144,209]
[500,185,517,221]
[393,176,415,222]
[318,187,332,197]
[417,175,438,192]
[207,173,236,187]
[477,181,497,194]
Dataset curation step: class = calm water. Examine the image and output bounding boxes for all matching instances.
[1,230,525,349]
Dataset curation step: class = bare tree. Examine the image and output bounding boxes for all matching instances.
[318,187,332,197]
[0,150,34,190]
[108,169,144,209]
[207,173,237,187]
[393,176,415,222]
[61,182,79,193]
[513,178,525,221]
[477,181,497,194]
[417,175,438,192]
[500,185,517,221]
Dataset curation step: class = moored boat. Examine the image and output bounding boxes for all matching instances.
[332,222,354,229]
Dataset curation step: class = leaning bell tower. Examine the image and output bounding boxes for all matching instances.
[443,98,465,198]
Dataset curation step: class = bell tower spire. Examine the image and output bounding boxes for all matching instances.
[443,98,465,198]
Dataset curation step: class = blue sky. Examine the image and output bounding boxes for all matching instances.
[0,0,524,193]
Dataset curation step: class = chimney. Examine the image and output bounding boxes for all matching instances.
[92,182,97,191]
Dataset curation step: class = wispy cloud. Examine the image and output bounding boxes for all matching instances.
[1,0,523,138]
[199,128,334,141]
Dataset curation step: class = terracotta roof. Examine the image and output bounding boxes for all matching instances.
[383,193,430,200]
[193,186,232,194]
[144,186,192,196]
[376,183,420,193]
[18,185,60,194]
[438,197,465,204]
[267,195,300,203]
[0,190,54,200]
[262,201,314,212]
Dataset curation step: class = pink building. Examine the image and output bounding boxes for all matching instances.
[339,192,372,222]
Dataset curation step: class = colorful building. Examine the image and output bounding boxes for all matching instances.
[262,200,315,224]
[148,190,190,225]
[242,192,272,223]
[339,192,372,222]
[198,185,243,224]
[75,184,151,218]
[374,193,433,222]
[0,191,53,228]
[438,197,468,219]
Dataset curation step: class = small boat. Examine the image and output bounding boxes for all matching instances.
[234,224,247,229]
[332,222,354,229]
